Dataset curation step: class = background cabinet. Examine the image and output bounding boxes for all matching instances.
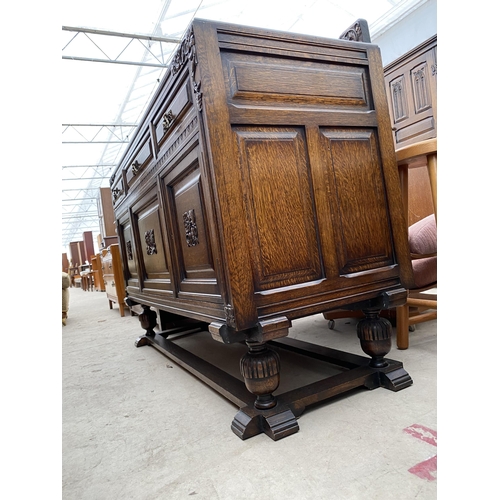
[97,187,118,248]
[102,244,127,316]
[91,253,105,292]
[384,35,437,226]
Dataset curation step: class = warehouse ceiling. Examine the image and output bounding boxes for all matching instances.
[61,0,414,253]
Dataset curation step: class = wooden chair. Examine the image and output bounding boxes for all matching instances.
[394,139,437,349]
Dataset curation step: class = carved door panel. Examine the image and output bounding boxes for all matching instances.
[131,190,174,296]
[162,141,221,301]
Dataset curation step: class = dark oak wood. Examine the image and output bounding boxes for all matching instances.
[133,322,411,441]
[111,19,413,439]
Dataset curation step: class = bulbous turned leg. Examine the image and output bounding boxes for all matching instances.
[240,341,280,410]
[232,340,298,440]
[139,305,157,336]
[357,309,392,368]
[135,305,158,347]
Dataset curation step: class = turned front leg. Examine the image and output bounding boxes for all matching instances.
[357,309,392,368]
[240,341,280,410]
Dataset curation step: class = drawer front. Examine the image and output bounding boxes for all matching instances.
[125,135,153,187]
[154,80,191,149]
[102,257,113,275]
[111,176,124,208]
[103,274,117,297]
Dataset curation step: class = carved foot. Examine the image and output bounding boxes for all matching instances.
[135,335,153,348]
[379,366,413,391]
[357,309,392,368]
[231,403,299,441]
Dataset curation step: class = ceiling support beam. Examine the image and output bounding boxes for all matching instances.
[62,26,181,68]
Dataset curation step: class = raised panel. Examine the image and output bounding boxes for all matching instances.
[164,147,220,298]
[389,75,408,123]
[222,52,371,111]
[120,218,139,288]
[320,128,394,275]
[410,62,431,114]
[135,198,173,292]
[234,126,323,291]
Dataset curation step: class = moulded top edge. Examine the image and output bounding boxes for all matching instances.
[193,17,374,57]
[218,39,370,66]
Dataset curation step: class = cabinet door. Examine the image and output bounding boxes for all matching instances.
[162,141,221,302]
[131,189,174,296]
[119,216,140,293]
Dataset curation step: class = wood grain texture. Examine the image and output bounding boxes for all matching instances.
[111,18,413,337]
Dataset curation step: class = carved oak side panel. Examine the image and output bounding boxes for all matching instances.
[320,128,395,276]
[234,126,323,291]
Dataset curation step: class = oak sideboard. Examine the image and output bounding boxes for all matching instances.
[110,19,414,440]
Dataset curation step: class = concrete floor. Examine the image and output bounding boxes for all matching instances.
[62,287,437,499]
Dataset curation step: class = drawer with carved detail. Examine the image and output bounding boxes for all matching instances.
[110,176,124,207]
[125,134,153,187]
[153,79,192,149]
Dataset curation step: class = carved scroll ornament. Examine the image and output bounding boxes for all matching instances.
[183,209,199,247]
[339,19,371,43]
[126,241,133,261]
[162,110,175,132]
[145,229,158,255]
[171,27,203,111]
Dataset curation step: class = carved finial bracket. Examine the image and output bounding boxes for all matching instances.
[171,27,203,111]
[339,19,371,43]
